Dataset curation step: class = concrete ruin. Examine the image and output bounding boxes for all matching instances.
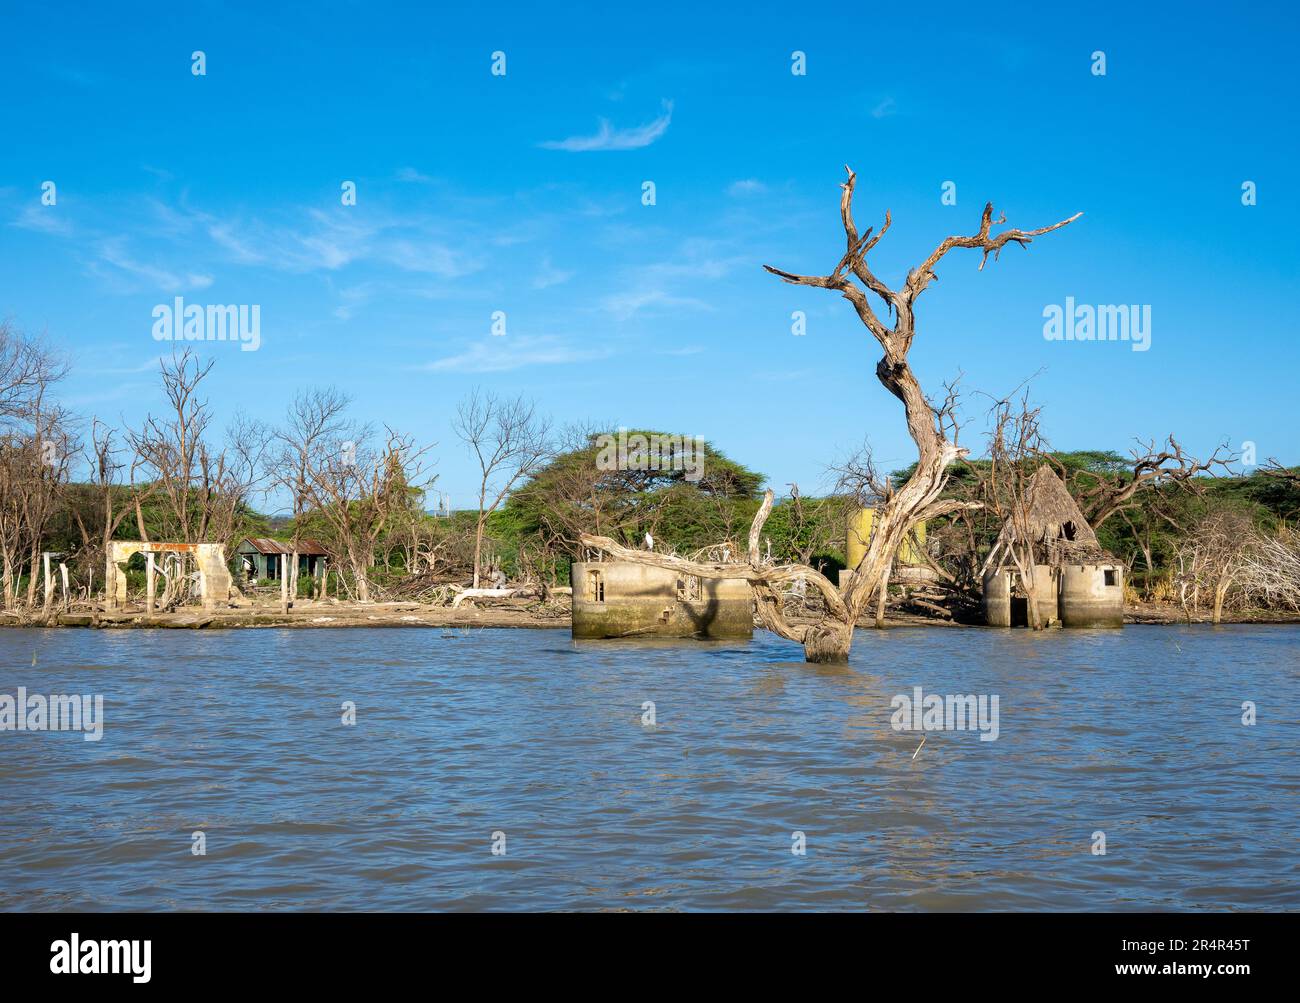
[570,560,753,639]
[981,468,1123,628]
[838,508,936,589]
[106,541,232,613]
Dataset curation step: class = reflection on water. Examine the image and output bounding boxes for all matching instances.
[0,624,1296,911]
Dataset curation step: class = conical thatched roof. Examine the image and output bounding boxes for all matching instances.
[986,466,1109,569]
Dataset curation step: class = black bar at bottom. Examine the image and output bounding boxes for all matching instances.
[0,911,1288,989]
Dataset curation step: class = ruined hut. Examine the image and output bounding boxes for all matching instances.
[235,538,329,583]
[981,467,1123,628]
[570,560,753,640]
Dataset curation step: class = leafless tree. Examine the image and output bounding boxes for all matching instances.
[0,325,72,613]
[1172,507,1256,623]
[980,394,1054,628]
[453,389,552,588]
[1076,437,1236,528]
[584,167,1080,660]
[266,387,352,600]
[303,426,432,602]
[66,419,158,599]
[128,349,268,550]
[1237,528,1300,613]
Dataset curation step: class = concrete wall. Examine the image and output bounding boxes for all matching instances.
[571,561,753,639]
[983,563,1124,628]
[982,566,1057,627]
[846,509,926,569]
[107,541,230,612]
[1028,564,1060,627]
[983,569,1013,627]
[1059,564,1124,628]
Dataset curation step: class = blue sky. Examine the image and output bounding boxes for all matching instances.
[2,1,1297,510]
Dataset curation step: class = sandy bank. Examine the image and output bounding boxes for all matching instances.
[4,599,1298,630]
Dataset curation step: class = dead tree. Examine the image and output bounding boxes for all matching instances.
[453,390,551,589]
[584,167,1081,661]
[1076,437,1235,528]
[66,420,158,603]
[267,387,352,602]
[1172,507,1256,623]
[980,394,1054,628]
[303,426,431,602]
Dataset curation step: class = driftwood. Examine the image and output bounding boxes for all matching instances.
[585,166,1079,662]
[451,587,521,608]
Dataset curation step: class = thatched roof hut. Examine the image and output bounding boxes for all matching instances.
[983,466,1112,572]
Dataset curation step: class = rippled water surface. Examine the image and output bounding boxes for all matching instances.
[1,624,1296,911]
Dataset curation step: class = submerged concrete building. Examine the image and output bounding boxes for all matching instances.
[570,560,753,639]
[838,508,937,590]
[981,467,1124,628]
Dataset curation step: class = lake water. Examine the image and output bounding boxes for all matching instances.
[1,624,1296,911]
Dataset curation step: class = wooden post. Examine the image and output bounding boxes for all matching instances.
[59,562,69,610]
[145,553,156,614]
[42,553,54,618]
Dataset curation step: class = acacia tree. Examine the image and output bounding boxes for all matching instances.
[1074,437,1235,528]
[583,167,1081,661]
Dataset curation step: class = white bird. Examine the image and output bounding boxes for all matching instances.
[644,532,654,551]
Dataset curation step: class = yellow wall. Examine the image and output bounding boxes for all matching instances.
[846,509,926,569]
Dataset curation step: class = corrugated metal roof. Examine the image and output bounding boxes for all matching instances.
[239,537,330,556]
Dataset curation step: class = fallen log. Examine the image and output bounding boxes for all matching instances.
[451,588,521,609]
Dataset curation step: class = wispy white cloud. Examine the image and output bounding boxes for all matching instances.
[93,238,213,292]
[871,97,897,119]
[98,354,169,375]
[600,288,711,321]
[598,238,744,320]
[13,204,73,236]
[727,179,767,197]
[541,101,673,152]
[532,255,574,290]
[202,207,479,278]
[656,345,704,356]
[396,167,436,183]
[421,335,612,373]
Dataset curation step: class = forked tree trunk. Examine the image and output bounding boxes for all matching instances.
[586,167,1079,663]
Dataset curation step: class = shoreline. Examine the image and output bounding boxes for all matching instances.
[3,599,1299,630]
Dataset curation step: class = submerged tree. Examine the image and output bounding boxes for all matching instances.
[583,167,1081,661]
